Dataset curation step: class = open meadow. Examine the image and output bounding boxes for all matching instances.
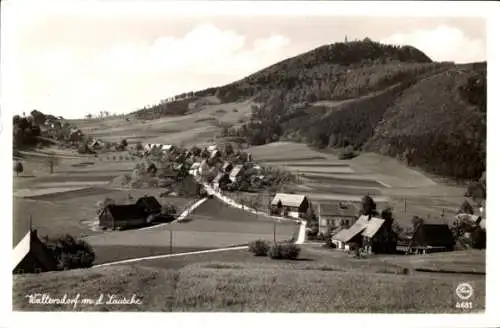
[85,198,298,264]
[72,98,255,147]
[13,244,485,312]
[13,151,195,242]
[247,142,467,226]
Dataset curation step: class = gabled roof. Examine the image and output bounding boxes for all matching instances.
[207,145,218,152]
[13,230,31,271]
[318,202,357,218]
[331,215,370,242]
[271,193,307,208]
[213,172,229,184]
[222,161,233,169]
[361,218,385,238]
[105,204,147,221]
[229,165,244,178]
[13,229,58,272]
[136,196,162,212]
[331,215,384,242]
[413,224,455,247]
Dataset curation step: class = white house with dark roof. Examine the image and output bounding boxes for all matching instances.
[331,215,391,253]
[229,164,244,183]
[317,202,358,235]
[271,193,309,219]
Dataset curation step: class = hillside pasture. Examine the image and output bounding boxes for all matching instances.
[13,254,485,312]
[74,98,256,147]
[84,198,298,264]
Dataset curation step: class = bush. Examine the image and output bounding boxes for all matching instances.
[279,243,301,260]
[248,239,270,256]
[13,161,23,176]
[267,243,282,259]
[42,234,96,270]
[266,242,301,260]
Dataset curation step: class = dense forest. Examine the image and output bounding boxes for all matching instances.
[130,39,486,181]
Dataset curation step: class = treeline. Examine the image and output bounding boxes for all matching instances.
[131,39,437,117]
[236,63,486,180]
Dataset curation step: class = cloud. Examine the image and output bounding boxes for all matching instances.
[380,25,485,63]
[9,24,291,117]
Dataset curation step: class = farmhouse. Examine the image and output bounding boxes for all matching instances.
[210,149,222,160]
[98,204,150,230]
[13,228,57,274]
[213,172,231,189]
[161,144,174,152]
[331,215,394,254]
[207,145,218,153]
[222,161,234,173]
[317,202,358,235]
[271,193,309,219]
[136,196,162,217]
[67,128,83,145]
[229,165,245,183]
[190,162,201,175]
[408,224,455,254]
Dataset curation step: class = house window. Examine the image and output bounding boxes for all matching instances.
[34,267,42,273]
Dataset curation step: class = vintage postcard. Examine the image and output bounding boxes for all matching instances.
[2,0,497,327]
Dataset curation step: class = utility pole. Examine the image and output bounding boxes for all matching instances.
[170,228,173,254]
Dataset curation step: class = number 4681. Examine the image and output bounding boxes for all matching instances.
[456,301,473,309]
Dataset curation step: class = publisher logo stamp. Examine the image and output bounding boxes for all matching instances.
[456,283,474,300]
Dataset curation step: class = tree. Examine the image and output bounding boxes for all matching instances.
[147,163,158,176]
[459,200,474,214]
[14,161,23,176]
[85,113,92,120]
[411,215,424,231]
[224,143,234,156]
[120,139,128,149]
[360,195,377,216]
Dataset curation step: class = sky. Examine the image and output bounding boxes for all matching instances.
[0,1,488,119]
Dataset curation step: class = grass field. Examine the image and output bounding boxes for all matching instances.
[13,246,485,312]
[73,97,255,147]
[84,198,298,264]
[247,142,468,226]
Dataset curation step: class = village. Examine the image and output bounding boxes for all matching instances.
[13,126,487,276]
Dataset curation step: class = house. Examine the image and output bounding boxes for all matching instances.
[213,172,231,189]
[317,202,358,235]
[210,149,221,160]
[161,144,175,153]
[229,164,245,183]
[98,204,149,230]
[331,215,394,254]
[13,226,57,274]
[271,193,309,219]
[136,196,162,216]
[190,162,201,175]
[67,128,83,145]
[207,145,218,153]
[222,161,234,173]
[89,139,103,149]
[409,224,455,253]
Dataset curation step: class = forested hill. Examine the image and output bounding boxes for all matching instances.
[131,39,486,181]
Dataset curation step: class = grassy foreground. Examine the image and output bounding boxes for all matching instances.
[13,261,484,313]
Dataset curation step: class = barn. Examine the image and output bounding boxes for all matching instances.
[13,227,57,274]
[98,204,149,230]
[271,193,309,219]
[409,224,455,253]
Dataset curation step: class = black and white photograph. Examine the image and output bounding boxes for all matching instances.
[1,0,497,326]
